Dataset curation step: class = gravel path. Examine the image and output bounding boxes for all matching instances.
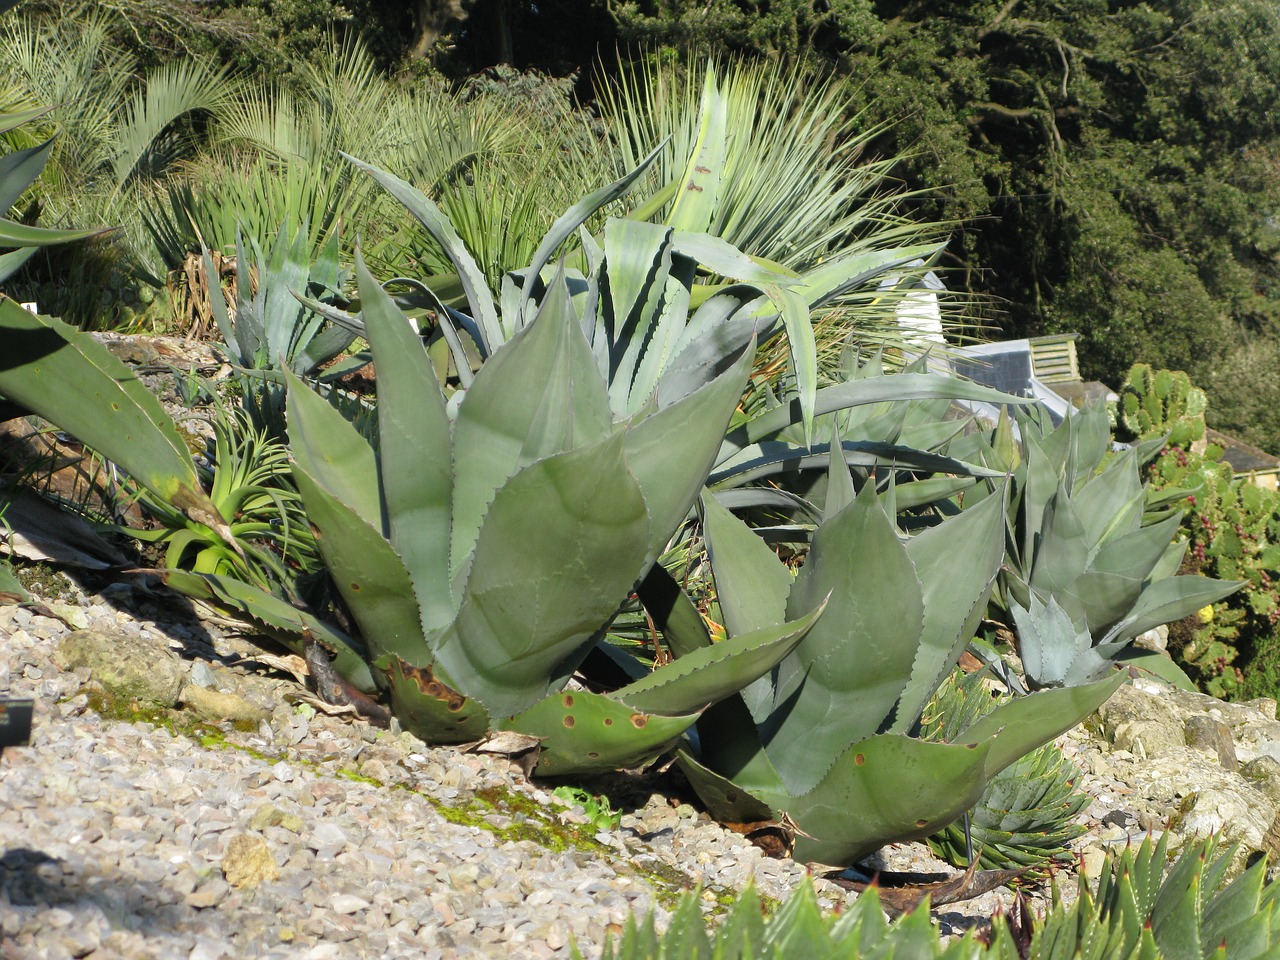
[0,574,845,959]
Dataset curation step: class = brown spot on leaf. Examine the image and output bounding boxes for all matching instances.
[686,181,703,192]
[395,659,466,711]
[630,714,647,728]
[603,717,613,726]
[562,694,574,707]
[854,753,866,766]
[695,165,711,174]
[563,716,575,728]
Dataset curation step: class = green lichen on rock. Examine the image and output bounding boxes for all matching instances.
[13,562,77,603]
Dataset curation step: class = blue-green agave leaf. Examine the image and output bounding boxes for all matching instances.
[0,303,230,541]
[355,249,455,631]
[959,672,1126,776]
[503,689,696,777]
[766,482,925,794]
[720,374,1033,464]
[777,735,1000,866]
[0,136,54,210]
[433,433,650,718]
[381,655,491,744]
[523,143,665,304]
[622,339,753,570]
[612,600,826,716]
[342,151,500,349]
[634,564,713,658]
[666,68,725,234]
[450,269,613,588]
[892,487,1007,733]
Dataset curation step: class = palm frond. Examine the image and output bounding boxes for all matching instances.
[111,56,239,189]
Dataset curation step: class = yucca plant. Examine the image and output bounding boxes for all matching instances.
[599,57,963,388]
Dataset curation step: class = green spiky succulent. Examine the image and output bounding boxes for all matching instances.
[924,671,1089,876]
[587,833,1280,960]
[1023,832,1280,960]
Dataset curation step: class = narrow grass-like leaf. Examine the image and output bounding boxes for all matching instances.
[156,569,376,692]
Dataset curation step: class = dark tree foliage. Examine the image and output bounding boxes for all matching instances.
[23,0,1280,447]
[610,0,1280,447]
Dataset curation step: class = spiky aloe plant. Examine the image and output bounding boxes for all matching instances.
[924,672,1088,876]
[587,882,993,960]
[1014,832,1280,960]
[589,834,1280,960]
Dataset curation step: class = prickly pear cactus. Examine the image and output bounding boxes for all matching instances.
[923,671,1088,875]
[1118,363,1207,447]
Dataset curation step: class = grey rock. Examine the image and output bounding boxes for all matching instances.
[1184,715,1239,770]
[53,626,185,707]
[1241,755,1280,802]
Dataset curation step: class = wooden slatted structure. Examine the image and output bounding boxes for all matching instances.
[1028,334,1081,383]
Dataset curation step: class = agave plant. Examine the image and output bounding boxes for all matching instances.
[203,217,365,437]
[674,452,1123,867]
[275,248,828,773]
[963,403,1242,690]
